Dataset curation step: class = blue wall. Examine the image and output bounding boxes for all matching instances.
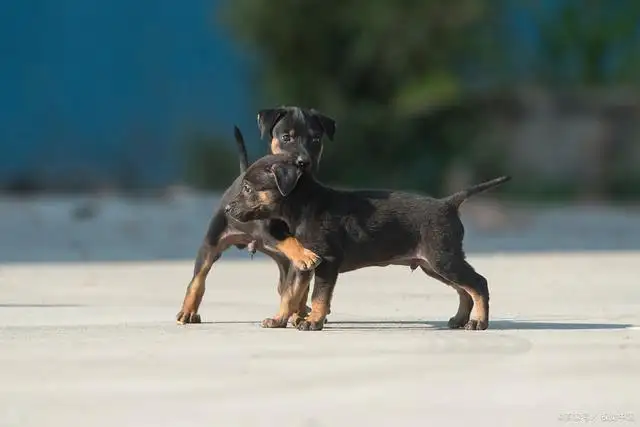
[0,0,256,187]
[0,0,595,189]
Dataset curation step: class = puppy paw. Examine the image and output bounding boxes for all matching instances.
[299,305,312,317]
[448,315,470,329]
[290,313,305,328]
[261,317,288,328]
[464,319,488,331]
[292,248,322,271]
[290,313,328,328]
[296,319,325,331]
[176,311,201,324]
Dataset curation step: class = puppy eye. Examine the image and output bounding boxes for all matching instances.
[281,134,291,143]
[312,136,321,143]
[242,183,252,193]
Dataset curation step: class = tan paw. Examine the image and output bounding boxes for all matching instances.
[261,317,288,328]
[292,248,322,271]
[296,318,325,331]
[464,319,489,330]
[176,310,201,324]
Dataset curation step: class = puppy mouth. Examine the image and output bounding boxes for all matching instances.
[224,203,255,223]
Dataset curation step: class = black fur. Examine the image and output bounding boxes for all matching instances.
[176,107,337,326]
[226,153,511,331]
[234,125,249,174]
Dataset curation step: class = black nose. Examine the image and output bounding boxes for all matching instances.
[224,204,231,213]
[296,156,310,168]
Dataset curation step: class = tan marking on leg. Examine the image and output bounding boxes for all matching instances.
[275,237,321,271]
[290,275,312,327]
[448,287,474,329]
[295,282,310,316]
[275,283,303,322]
[460,285,489,330]
[262,269,311,328]
[271,138,282,154]
[177,254,214,324]
[305,298,330,324]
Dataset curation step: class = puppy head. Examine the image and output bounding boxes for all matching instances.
[225,154,303,223]
[256,106,336,172]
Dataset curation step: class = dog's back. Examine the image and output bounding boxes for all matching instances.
[298,186,455,271]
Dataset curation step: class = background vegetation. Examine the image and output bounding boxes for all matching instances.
[185,0,640,199]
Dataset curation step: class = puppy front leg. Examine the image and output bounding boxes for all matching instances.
[290,271,312,327]
[296,263,338,331]
[261,220,322,271]
[262,269,312,328]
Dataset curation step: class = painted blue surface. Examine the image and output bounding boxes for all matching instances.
[0,0,257,187]
[1,0,623,187]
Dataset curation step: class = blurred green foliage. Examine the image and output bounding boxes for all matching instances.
[183,132,241,190]
[191,0,640,199]
[216,0,504,194]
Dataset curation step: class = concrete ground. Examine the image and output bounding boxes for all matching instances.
[1,253,639,426]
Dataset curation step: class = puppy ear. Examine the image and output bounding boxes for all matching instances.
[257,109,285,139]
[312,110,336,141]
[271,163,302,197]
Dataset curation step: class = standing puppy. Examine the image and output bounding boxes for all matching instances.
[176,107,336,325]
[225,153,511,331]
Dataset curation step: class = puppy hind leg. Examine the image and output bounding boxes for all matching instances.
[449,288,474,329]
[419,265,473,329]
[431,259,490,330]
[459,270,489,331]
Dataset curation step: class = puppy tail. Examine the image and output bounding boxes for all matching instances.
[234,125,249,174]
[444,175,511,208]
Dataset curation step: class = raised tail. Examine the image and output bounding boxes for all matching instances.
[444,175,511,208]
[234,125,249,174]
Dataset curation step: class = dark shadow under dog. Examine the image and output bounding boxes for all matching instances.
[325,320,634,331]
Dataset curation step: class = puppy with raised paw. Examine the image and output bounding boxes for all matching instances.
[176,106,336,327]
[225,153,511,331]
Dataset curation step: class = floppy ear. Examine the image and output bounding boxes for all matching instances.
[311,110,336,141]
[271,163,302,196]
[257,108,286,139]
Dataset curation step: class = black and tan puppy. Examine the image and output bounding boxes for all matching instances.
[176,107,336,325]
[225,153,511,331]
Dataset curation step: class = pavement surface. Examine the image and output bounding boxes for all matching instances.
[1,253,639,426]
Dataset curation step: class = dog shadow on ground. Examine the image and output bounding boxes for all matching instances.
[201,320,266,325]
[324,320,635,331]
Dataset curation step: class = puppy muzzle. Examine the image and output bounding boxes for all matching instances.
[224,203,255,223]
[296,155,310,170]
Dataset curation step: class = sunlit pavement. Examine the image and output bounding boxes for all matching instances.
[1,254,638,426]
